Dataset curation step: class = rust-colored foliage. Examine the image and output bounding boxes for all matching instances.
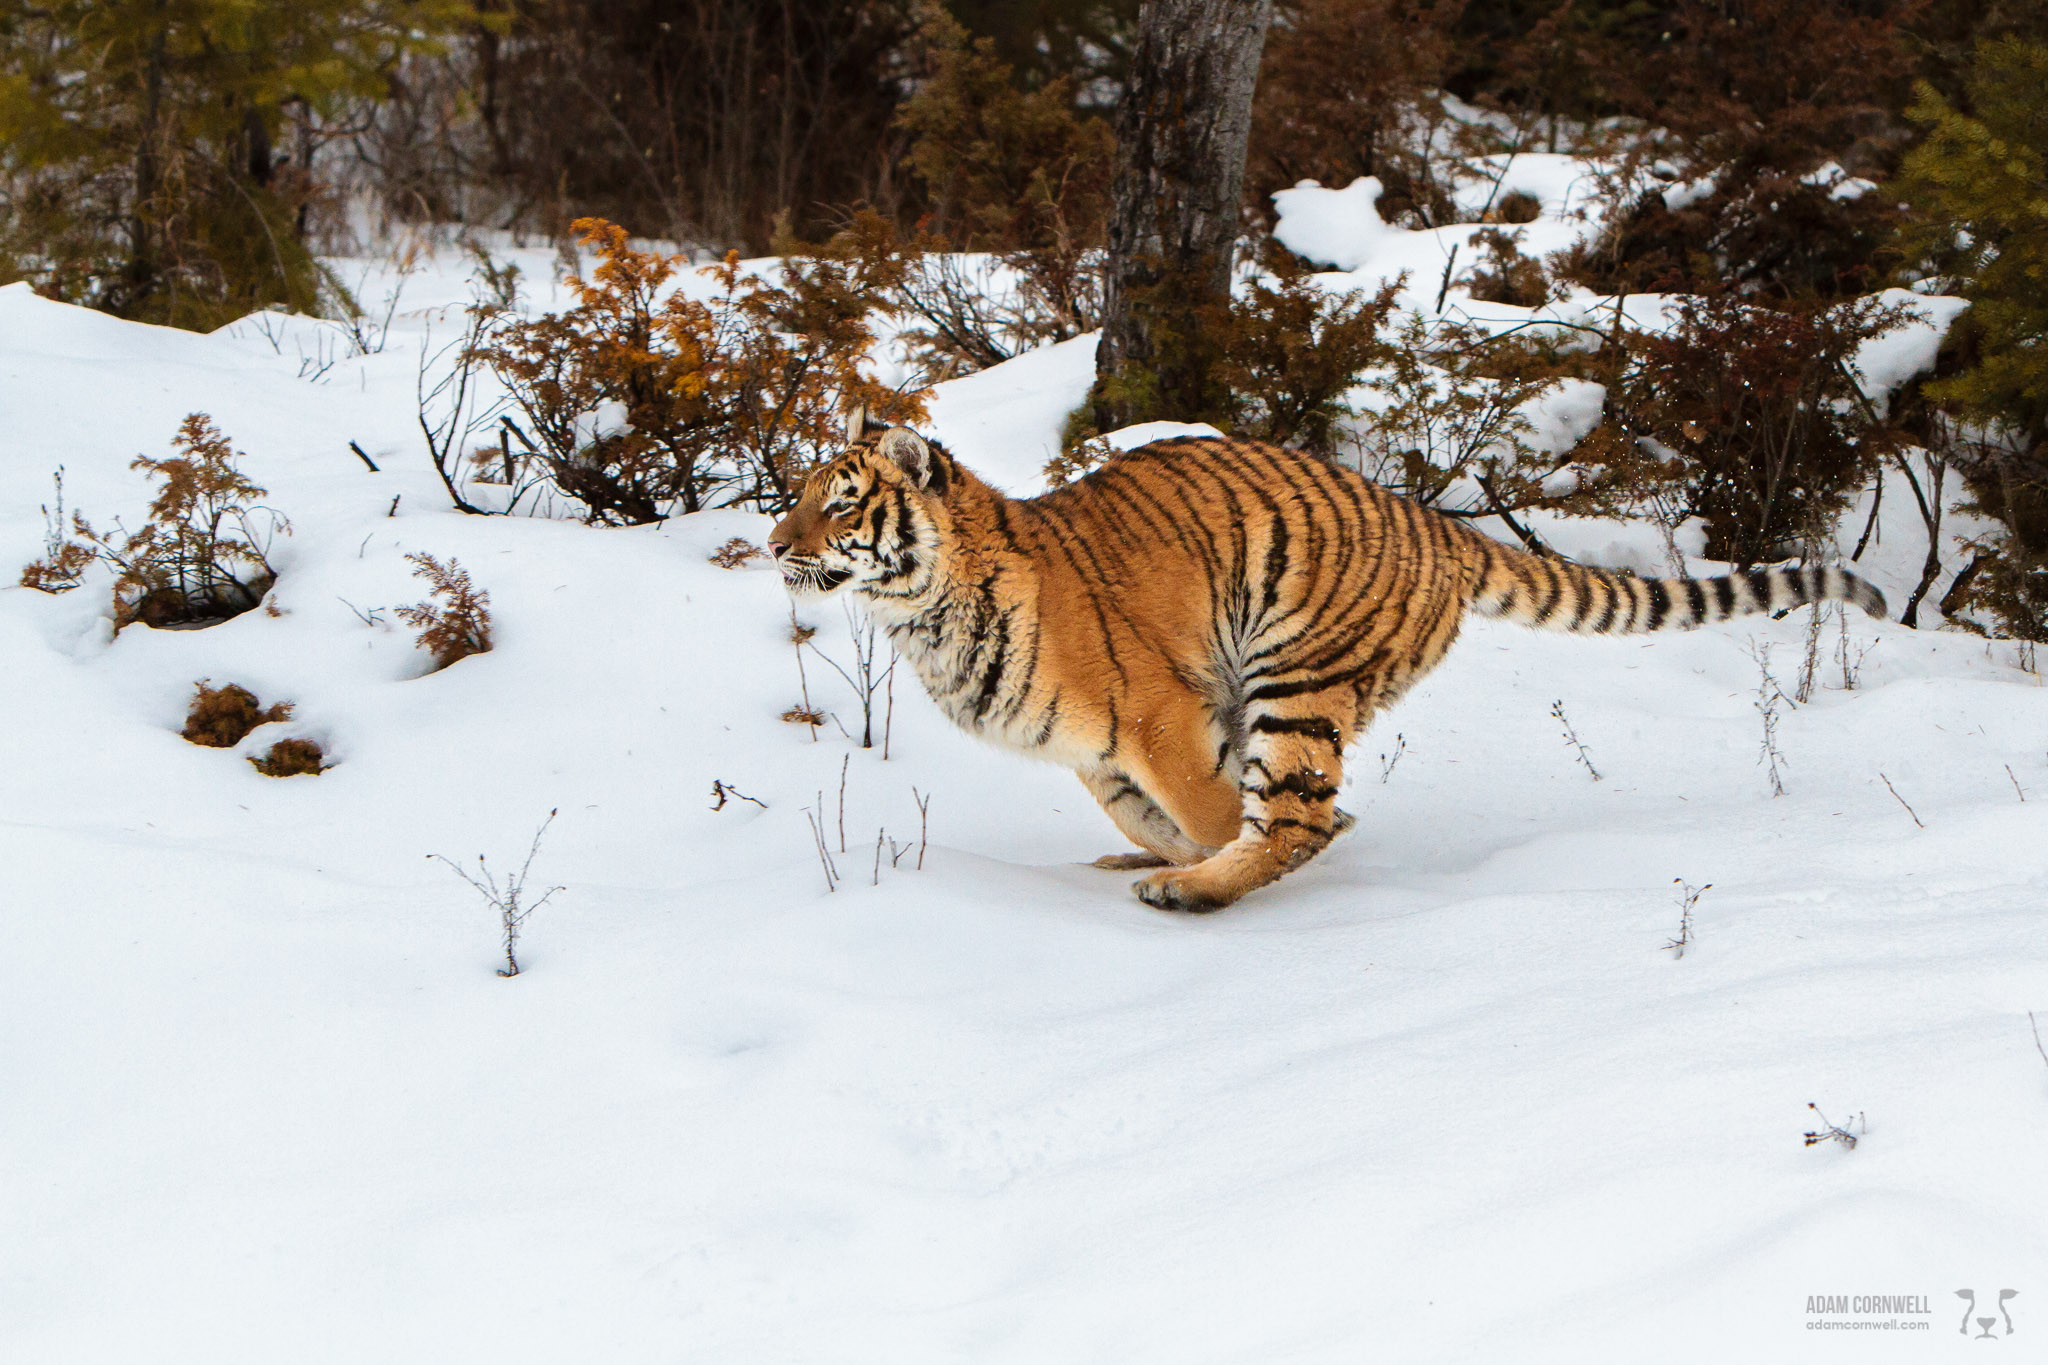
[396,553,493,671]
[709,537,767,569]
[20,414,287,629]
[472,216,921,524]
[182,682,292,749]
[19,541,93,593]
[248,737,330,777]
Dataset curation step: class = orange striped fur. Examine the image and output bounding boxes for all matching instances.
[767,417,1887,911]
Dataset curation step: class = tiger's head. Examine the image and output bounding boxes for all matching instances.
[767,407,951,602]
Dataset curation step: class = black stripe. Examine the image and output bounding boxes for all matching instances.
[1247,674,1348,703]
[1711,576,1736,619]
[1592,578,1620,634]
[1566,569,1597,631]
[1683,578,1707,626]
[968,609,1011,722]
[1646,580,1671,630]
[1242,775,1341,802]
[1248,714,1342,744]
[1745,569,1775,610]
[1531,561,1564,625]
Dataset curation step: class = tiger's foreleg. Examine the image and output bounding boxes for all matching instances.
[1132,690,1356,912]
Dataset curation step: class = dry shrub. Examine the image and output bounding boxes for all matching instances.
[397,553,493,670]
[1589,293,1911,565]
[1557,172,1903,302]
[21,415,287,628]
[1248,0,1459,227]
[709,537,766,569]
[890,5,1113,378]
[1464,228,1554,308]
[1217,258,1402,457]
[19,541,92,593]
[474,216,920,522]
[182,682,292,749]
[1346,314,1594,542]
[1486,192,1543,225]
[248,738,330,777]
[1053,253,1404,481]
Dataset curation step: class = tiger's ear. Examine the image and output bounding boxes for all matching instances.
[843,403,889,446]
[877,426,945,492]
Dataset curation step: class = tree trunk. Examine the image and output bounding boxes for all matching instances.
[1090,0,1272,434]
[125,1,172,306]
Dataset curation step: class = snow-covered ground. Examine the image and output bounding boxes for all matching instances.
[4,198,2046,1362]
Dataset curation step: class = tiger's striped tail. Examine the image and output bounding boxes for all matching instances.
[1451,526,1888,634]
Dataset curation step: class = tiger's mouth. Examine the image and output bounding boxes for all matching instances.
[781,561,855,596]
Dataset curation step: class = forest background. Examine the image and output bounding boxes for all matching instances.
[3,0,2046,639]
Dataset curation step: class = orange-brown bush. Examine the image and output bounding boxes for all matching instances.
[473,216,922,524]
[21,415,288,628]
[248,737,330,777]
[397,553,493,670]
[182,682,292,749]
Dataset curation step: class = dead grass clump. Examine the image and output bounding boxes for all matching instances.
[248,738,330,777]
[710,537,766,569]
[182,682,292,748]
[396,553,492,670]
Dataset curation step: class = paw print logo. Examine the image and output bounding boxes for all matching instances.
[1956,1289,2018,1339]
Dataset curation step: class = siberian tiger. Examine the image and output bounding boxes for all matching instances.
[767,410,1888,911]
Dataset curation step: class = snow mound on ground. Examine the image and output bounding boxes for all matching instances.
[1271,172,1601,310]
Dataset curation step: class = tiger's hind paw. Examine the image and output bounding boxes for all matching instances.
[1093,851,1171,870]
[1133,868,1232,913]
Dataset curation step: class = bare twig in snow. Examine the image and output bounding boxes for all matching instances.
[1878,772,1924,829]
[1749,639,1788,797]
[912,786,932,870]
[803,800,839,893]
[1379,733,1406,783]
[1803,1103,1863,1151]
[1552,700,1601,781]
[1666,879,1709,958]
[430,808,564,977]
[709,780,767,811]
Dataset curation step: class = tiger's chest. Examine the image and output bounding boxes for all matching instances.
[878,596,1103,765]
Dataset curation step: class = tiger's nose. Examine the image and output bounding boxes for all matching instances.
[768,540,790,560]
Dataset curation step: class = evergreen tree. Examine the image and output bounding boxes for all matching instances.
[1897,35,2048,638]
[0,0,474,329]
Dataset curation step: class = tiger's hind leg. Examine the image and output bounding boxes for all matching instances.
[1079,766,1217,868]
[1133,689,1358,912]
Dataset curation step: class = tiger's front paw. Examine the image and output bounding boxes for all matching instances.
[1132,868,1231,913]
